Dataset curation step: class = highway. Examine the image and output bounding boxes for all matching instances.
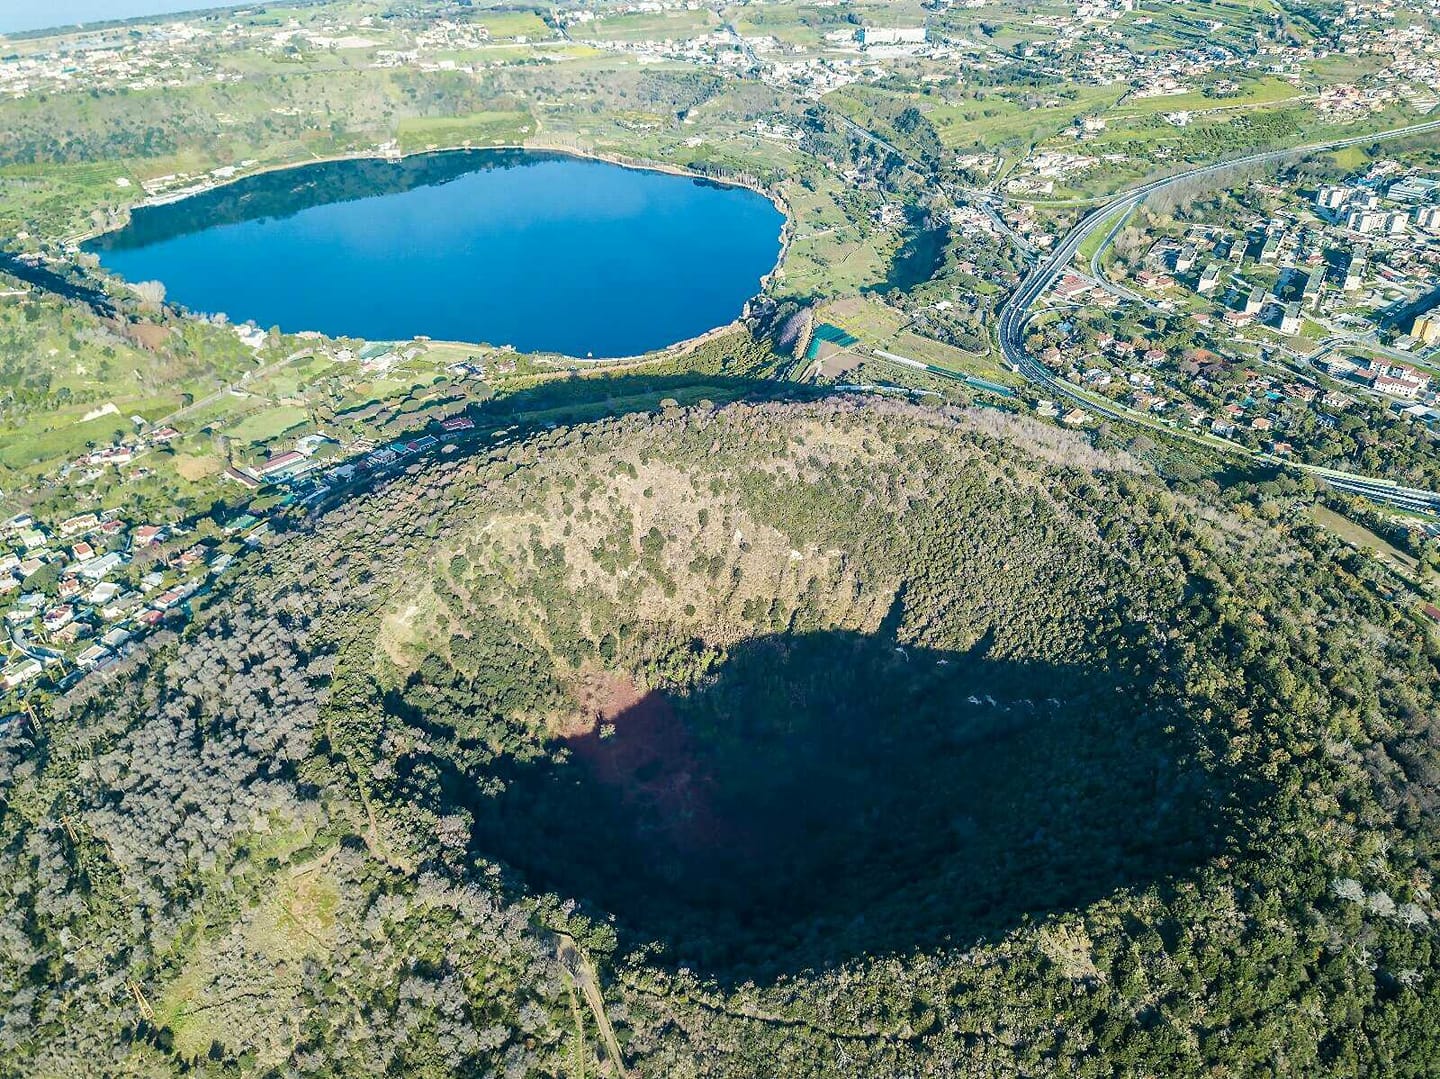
[994,117,1440,515]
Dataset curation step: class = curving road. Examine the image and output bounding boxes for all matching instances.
[995,117,1440,513]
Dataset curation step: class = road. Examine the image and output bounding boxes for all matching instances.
[1085,203,1161,310]
[995,116,1440,514]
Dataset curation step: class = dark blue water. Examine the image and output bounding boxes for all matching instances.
[86,151,784,357]
[0,1,240,34]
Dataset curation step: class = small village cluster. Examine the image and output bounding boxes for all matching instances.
[1036,161,1440,457]
[0,386,489,713]
[0,504,246,701]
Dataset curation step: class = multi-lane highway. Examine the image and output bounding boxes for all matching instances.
[994,117,1440,514]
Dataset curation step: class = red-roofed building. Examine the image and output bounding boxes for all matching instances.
[1374,373,1426,399]
[42,605,74,632]
[259,450,307,476]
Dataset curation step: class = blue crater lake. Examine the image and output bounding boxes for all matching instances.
[85,151,786,358]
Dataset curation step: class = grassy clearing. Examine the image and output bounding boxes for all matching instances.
[173,453,223,482]
[417,342,496,367]
[891,332,1011,379]
[584,9,718,41]
[126,394,188,423]
[227,405,310,445]
[823,295,908,343]
[1108,77,1301,119]
[1311,503,1420,574]
[772,178,896,298]
[817,298,1007,378]
[926,86,1123,150]
[0,385,186,473]
[475,10,553,39]
[0,413,129,470]
[728,0,928,47]
[1327,146,1372,171]
[1077,204,1133,264]
[157,868,338,1065]
[246,865,341,963]
[247,355,346,398]
[396,111,536,153]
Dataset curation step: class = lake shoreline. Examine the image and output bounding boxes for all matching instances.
[75,142,794,364]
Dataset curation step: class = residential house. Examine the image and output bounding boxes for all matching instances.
[2,659,42,689]
[58,513,98,537]
[75,644,110,669]
[79,551,125,581]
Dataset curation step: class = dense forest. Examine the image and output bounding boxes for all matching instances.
[4,397,1440,1075]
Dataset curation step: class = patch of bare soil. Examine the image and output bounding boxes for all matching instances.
[561,672,729,852]
[107,318,171,350]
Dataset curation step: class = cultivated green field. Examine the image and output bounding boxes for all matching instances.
[396,111,538,153]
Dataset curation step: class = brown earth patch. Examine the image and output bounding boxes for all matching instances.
[106,318,171,350]
[174,453,222,482]
[561,671,729,852]
[818,349,863,379]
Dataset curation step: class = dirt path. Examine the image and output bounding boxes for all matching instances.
[556,934,630,1078]
[566,980,588,1079]
[322,709,416,876]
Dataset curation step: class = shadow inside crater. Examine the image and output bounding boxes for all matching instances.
[452,627,1242,983]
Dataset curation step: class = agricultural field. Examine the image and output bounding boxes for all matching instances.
[925,86,1126,152]
[580,8,720,42]
[225,405,312,446]
[396,111,537,153]
[1105,76,1303,120]
[470,9,554,40]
